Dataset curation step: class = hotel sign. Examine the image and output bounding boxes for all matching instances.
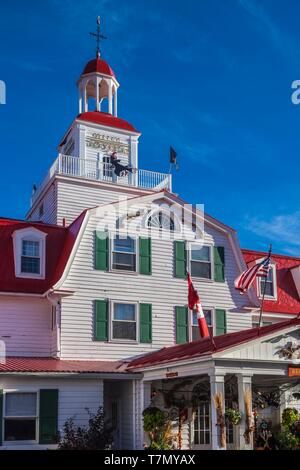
[166,371,178,378]
[288,366,300,377]
[86,132,129,156]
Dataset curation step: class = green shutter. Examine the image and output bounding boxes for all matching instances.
[176,306,188,344]
[39,389,58,444]
[215,309,227,336]
[140,303,152,343]
[214,246,225,282]
[139,238,152,275]
[0,390,3,446]
[174,241,186,278]
[95,300,108,341]
[95,231,109,271]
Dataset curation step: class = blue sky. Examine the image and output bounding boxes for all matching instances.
[0,0,300,255]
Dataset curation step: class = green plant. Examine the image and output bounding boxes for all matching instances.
[275,430,299,450]
[143,406,175,450]
[291,420,300,438]
[58,406,113,450]
[225,408,242,425]
[282,408,299,430]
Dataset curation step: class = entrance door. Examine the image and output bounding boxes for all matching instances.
[192,401,211,450]
[111,400,121,449]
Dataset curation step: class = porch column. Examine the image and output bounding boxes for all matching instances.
[209,372,226,450]
[237,374,253,450]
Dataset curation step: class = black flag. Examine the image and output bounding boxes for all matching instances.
[170,146,177,164]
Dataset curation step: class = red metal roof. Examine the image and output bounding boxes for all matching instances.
[77,111,139,133]
[242,249,300,315]
[0,211,86,295]
[82,57,115,77]
[0,357,128,373]
[128,317,300,369]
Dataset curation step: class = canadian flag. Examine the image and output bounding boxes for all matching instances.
[187,273,210,338]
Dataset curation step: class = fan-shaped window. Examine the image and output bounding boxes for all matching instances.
[147,211,175,231]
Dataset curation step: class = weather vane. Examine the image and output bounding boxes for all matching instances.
[90,16,107,58]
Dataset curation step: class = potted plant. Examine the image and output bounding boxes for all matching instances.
[225,408,242,425]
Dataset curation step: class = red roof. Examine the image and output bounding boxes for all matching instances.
[77,111,139,133]
[128,317,300,370]
[242,249,300,315]
[82,57,115,77]
[0,211,86,295]
[0,357,129,374]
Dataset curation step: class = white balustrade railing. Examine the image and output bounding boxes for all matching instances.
[31,154,172,206]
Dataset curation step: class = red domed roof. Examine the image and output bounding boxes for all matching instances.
[82,57,115,77]
[77,111,139,133]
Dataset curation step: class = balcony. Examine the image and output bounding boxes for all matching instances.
[31,154,172,206]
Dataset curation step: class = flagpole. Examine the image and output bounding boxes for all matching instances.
[258,244,272,332]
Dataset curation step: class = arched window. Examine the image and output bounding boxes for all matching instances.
[147,210,175,231]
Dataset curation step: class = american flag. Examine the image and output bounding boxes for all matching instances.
[234,255,271,294]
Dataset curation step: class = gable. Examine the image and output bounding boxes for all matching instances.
[216,327,300,361]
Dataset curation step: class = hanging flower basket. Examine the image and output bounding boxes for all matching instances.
[225,408,242,425]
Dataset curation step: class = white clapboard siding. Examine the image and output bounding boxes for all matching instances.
[59,207,252,361]
[28,182,58,225]
[0,376,103,449]
[0,296,53,357]
[56,179,149,226]
[221,329,300,360]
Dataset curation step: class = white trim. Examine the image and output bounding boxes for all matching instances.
[3,390,39,445]
[51,210,90,291]
[12,227,47,280]
[187,241,214,282]
[190,307,215,339]
[109,300,139,343]
[110,233,138,274]
[256,262,277,301]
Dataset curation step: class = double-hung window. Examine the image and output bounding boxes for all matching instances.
[258,265,276,299]
[190,244,212,279]
[112,302,137,341]
[191,309,213,340]
[21,240,40,275]
[112,235,136,272]
[4,392,37,442]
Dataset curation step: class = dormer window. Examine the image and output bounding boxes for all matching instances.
[12,227,47,279]
[21,240,40,274]
[258,264,277,300]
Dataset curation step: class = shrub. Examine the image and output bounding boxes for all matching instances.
[282,408,299,430]
[276,430,299,450]
[58,406,113,450]
[143,406,175,450]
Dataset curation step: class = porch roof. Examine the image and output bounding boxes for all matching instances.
[0,357,130,374]
[128,317,300,370]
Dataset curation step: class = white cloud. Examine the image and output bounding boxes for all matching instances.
[245,211,300,254]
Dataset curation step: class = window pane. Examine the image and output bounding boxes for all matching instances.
[113,321,136,340]
[114,236,135,253]
[21,257,40,274]
[191,261,211,279]
[112,252,136,271]
[192,326,200,341]
[114,303,136,321]
[191,245,210,262]
[4,419,36,441]
[260,279,274,297]
[204,310,212,327]
[22,240,39,257]
[5,393,37,417]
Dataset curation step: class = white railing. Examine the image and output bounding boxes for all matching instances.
[31,154,172,206]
